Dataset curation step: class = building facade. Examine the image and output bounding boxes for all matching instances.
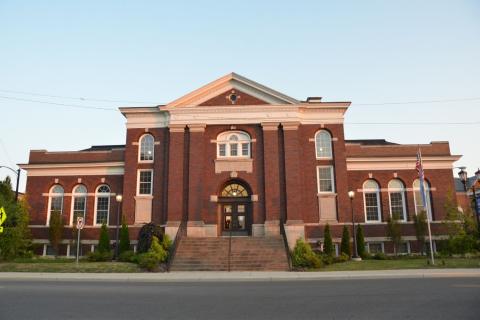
[20,73,461,256]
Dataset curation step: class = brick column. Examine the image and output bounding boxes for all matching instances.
[262,122,281,237]
[165,125,186,240]
[282,122,305,247]
[187,124,207,237]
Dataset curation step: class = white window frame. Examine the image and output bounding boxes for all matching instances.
[138,134,155,163]
[46,185,64,226]
[388,179,407,222]
[216,131,251,159]
[367,242,384,254]
[137,169,154,196]
[316,165,335,194]
[70,185,87,226]
[314,130,333,159]
[413,179,432,220]
[363,180,381,223]
[94,185,111,226]
[396,241,411,255]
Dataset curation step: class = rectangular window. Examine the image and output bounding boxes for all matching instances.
[72,197,86,225]
[365,193,380,221]
[368,242,384,254]
[389,192,405,220]
[230,144,238,156]
[397,242,410,255]
[138,170,153,195]
[219,144,226,157]
[241,143,249,156]
[96,197,110,225]
[317,166,334,193]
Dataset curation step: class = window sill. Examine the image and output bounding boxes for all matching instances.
[317,192,336,197]
[138,160,154,164]
[135,194,154,199]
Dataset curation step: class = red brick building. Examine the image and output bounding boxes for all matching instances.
[20,73,461,257]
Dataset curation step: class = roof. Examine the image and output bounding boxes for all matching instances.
[345,139,398,146]
[454,177,479,192]
[81,145,126,152]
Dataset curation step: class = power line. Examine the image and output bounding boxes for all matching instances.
[346,121,480,125]
[355,97,480,106]
[0,96,117,111]
[0,89,158,105]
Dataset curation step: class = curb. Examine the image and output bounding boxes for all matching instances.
[0,269,479,282]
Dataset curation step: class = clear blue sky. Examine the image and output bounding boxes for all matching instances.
[1,0,479,191]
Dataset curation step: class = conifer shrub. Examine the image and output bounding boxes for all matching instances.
[291,238,322,269]
[118,217,131,255]
[323,224,334,257]
[137,223,164,253]
[356,225,366,259]
[340,225,351,257]
[87,224,112,261]
[48,211,64,257]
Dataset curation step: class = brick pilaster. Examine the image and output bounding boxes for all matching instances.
[167,125,186,222]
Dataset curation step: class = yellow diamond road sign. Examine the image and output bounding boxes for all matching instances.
[0,207,6,233]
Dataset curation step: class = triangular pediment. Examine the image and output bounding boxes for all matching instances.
[166,73,299,108]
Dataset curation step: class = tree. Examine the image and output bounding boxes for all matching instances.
[323,224,334,256]
[386,216,402,256]
[97,224,111,254]
[356,225,366,258]
[118,216,131,255]
[340,225,351,256]
[0,177,32,260]
[48,211,64,257]
[137,223,164,253]
[413,211,428,255]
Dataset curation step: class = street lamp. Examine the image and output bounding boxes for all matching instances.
[0,166,21,202]
[458,168,480,232]
[348,190,361,261]
[115,194,123,259]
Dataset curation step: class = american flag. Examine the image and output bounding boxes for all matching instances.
[416,148,428,209]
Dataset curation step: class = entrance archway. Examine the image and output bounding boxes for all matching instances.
[218,181,252,236]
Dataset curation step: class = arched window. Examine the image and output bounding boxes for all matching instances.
[95,185,111,225]
[388,179,407,221]
[363,180,381,222]
[221,183,249,197]
[315,130,332,159]
[413,179,432,220]
[217,131,251,158]
[139,134,154,162]
[47,185,64,225]
[71,185,87,225]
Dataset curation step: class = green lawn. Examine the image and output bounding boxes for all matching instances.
[318,257,480,272]
[0,258,142,273]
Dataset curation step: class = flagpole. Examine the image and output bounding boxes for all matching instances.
[417,147,435,265]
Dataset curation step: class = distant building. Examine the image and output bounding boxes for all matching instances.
[20,73,461,261]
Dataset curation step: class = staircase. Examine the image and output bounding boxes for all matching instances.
[170,237,290,271]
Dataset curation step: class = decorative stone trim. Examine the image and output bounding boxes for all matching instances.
[261,122,280,131]
[282,122,300,130]
[169,125,186,133]
[188,123,207,132]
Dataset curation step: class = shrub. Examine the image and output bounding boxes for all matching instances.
[323,224,334,257]
[386,217,402,256]
[87,251,113,262]
[291,238,322,269]
[372,252,388,260]
[356,225,366,259]
[138,236,169,271]
[340,225,351,257]
[97,224,111,254]
[48,211,64,257]
[137,223,164,253]
[413,211,428,255]
[334,253,350,263]
[118,250,138,263]
[118,217,131,255]
[320,253,334,265]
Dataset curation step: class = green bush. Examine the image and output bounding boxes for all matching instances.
[137,223,164,253]
[356,225,366,258]
[291,238,322,269]
[87,251,113,262]
[48,211,64,257]
[97,224,111,254]
[340,225,351,257]
[323,224,334,257]
[447,232,478,255]
[118,217,131,255]
[334,252,350,263]
[118,250,137,263]
[138,236,169,271]
[320,253,334,265]
[372,252,388,260]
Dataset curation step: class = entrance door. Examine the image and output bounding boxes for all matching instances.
[222,203,248,236]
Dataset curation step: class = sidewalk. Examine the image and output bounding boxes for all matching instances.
[0,269,479,282]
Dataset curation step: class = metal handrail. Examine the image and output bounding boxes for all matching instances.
[166,220,187,272]
[279,222,292,271]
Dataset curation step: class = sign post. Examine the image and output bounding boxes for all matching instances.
[76,216,85,265]
[0,207,6,233]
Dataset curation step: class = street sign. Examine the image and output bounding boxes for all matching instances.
[0,207,6,233]
[76,216,85,230]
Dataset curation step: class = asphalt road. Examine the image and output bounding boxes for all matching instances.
[0,278,479,320]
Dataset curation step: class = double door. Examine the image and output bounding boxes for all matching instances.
[222,202,249,236]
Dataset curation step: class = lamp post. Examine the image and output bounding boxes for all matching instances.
[458,168,480,232]
[115,194,123,259]
[348,190,361,260]
[0,166,21,202]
